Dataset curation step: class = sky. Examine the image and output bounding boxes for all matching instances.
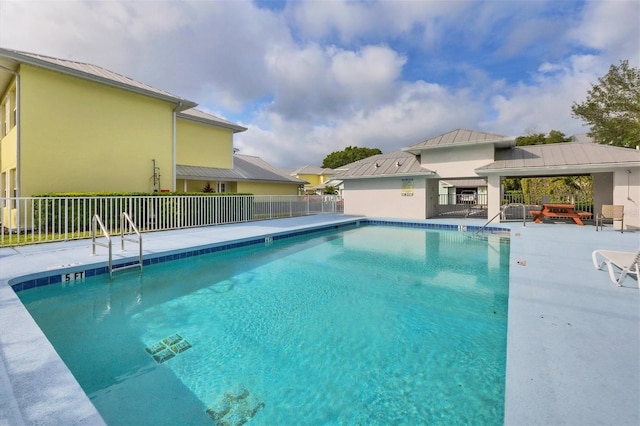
[1,0,638,168]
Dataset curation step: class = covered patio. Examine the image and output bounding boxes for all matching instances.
[476,142,639,230]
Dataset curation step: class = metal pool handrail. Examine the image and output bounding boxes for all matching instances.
[120,212,143,274]
[91,213,143,279]
[91,214,113,277]
[475,203,526,235]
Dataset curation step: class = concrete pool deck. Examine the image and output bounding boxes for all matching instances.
[0,214,638,425]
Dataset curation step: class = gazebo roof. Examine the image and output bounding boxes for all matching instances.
[476,142,640,176]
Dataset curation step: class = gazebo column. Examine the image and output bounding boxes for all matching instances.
[487,174,502,223]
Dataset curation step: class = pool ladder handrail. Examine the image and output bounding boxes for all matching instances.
[92,213,143,279]
[475,203,527,235]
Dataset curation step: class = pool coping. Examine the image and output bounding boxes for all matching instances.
[1,214,638,425]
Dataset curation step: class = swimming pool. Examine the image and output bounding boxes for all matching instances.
[17,223,509,425]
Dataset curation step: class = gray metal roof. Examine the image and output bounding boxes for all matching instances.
[332,151,434,179]
[176,165,245,181]
[178,108,247,133]
[291,165,334,175]
[177,154,306,184]
[570,133,596,143]
[404,128,515,152]
[477,142,640,175]
[0,48,251,132]
[0,48,197,110]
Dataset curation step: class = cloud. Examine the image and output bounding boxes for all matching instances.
[1,0,638,169]
[486,55,602,136]
[569,0,640,65]
[288,0,471,53]
[265,43,406,121]
[237,80,485,167]
[0,0,290,109]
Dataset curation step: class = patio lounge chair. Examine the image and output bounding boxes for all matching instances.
[595,204,624,233]
[592,248,640,287]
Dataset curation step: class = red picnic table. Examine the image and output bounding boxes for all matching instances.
[529,203,592,226]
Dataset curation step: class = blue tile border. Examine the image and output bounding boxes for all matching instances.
[365,219,510,235]
[10,219,510,292]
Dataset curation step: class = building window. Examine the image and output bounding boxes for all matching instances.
[9,168,16,197]
[1,98,7,136]
[1,86,17,136]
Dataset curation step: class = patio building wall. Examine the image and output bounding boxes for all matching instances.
[592,168,640,230]
[343,176,427,219]
[613,167,640,229]
[420,144,495,178]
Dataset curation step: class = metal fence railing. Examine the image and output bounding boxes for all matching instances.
[500,193,593,221]
[0,195,343,247]
[437,193,489,218]
[435,192,593,220]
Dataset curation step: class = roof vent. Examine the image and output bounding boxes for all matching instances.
[375,163,380,168]
[396,161,401,167]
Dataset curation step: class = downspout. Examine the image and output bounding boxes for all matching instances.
[0,65,20,197]
[172,101,183,192]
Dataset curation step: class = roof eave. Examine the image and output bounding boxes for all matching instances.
[476,162,640,176]
[176,113,247,133]
[338,171,435,180]
[402,137,516,153]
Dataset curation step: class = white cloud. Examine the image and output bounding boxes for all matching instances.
[569,0,640,65]
[264,43,406,120]
[289,0,469,44]
[1,0,638,169]
[486,55,600,136]
[238,80,485,167]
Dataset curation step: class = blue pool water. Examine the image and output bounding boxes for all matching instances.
[18,224,510,425]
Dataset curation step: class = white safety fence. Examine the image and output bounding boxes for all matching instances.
[0,195,343,247]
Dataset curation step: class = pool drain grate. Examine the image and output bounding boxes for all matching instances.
[145,333,192,363]
[206,385,264,425]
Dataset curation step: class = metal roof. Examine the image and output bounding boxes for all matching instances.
[178,108,247,133]
[177,155,306,184]
[404,128,515,152]
[332,150,434,179]
[570,133,595,143]
[0,48,197,110]
[476,142,640,175]
[291,165,334,175]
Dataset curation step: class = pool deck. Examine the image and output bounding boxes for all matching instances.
[1,214,638,425]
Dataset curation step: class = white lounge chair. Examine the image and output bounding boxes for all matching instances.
[592,248,640,287]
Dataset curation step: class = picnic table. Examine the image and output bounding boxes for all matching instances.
[529,203,592,226]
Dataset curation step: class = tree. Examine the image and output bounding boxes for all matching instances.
[321,146,382,169]
[515,130,571,146]
[202,182,214,193]
[571,60,640,147]
[323,185,338,195]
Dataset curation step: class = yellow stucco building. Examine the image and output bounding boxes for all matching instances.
[0,48,303,203]
[289,165,335,194]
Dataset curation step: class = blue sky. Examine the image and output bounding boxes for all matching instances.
[1,0,638,167]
